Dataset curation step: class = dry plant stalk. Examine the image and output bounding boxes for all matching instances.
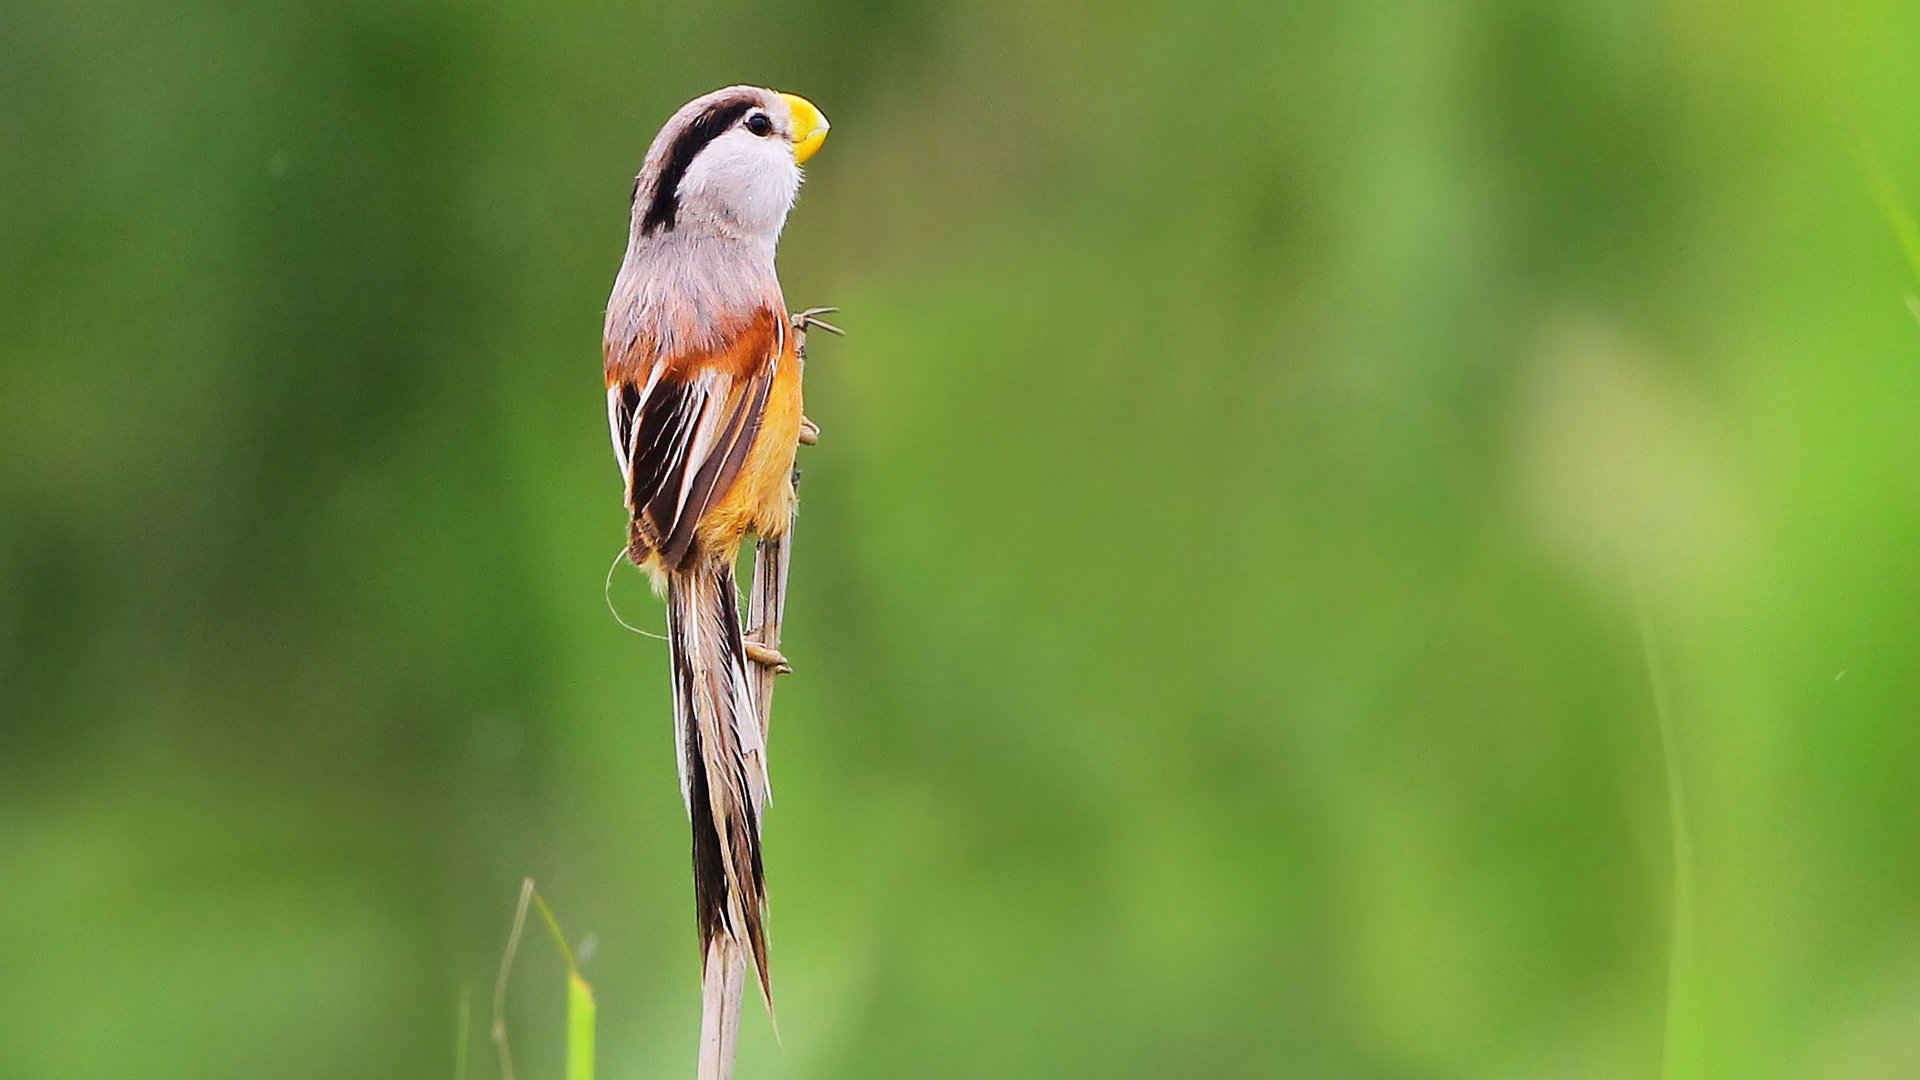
[698,310,829,1079]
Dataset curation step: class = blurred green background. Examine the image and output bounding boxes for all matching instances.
[6,1,1920,1076]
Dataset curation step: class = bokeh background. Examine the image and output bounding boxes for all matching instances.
[7,2,1920,1076]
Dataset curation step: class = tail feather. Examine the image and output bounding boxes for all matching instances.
[667,559,774,1011]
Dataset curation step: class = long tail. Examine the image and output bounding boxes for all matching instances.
[666,558,774,1011]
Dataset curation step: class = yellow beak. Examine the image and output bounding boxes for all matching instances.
[778,92,829,164]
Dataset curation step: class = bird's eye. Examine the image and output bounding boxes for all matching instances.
[744,113,773,137]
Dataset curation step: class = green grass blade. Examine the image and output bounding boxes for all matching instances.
[566,970,596,1080]
[1637,599,1698,1080]
[527,886,595,1080]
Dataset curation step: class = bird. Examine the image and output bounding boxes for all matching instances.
[602,85,829,1015]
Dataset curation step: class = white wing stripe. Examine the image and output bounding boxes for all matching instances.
[606,385,628,482]
[624,364,669,472]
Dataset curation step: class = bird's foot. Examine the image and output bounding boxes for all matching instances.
[791,307,844,336]
[743,639,793,675]
[799,416,820,445]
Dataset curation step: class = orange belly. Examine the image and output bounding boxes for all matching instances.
[697,333,802,556]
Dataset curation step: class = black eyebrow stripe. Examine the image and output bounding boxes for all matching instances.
[641,99,757,234]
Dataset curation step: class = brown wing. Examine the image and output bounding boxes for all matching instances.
[607,310,783,569]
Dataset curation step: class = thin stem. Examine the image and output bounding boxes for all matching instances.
[532,888,578,974]
[492,877,535,1080]
[698,317,811,1078]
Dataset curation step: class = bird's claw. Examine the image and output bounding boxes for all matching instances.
[744,639,793,676]
[791,307,845,336]
[798,416,820,445]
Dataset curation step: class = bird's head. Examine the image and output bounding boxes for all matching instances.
[631,85,830,242]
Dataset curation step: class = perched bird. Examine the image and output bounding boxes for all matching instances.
[602,86,829,1012]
